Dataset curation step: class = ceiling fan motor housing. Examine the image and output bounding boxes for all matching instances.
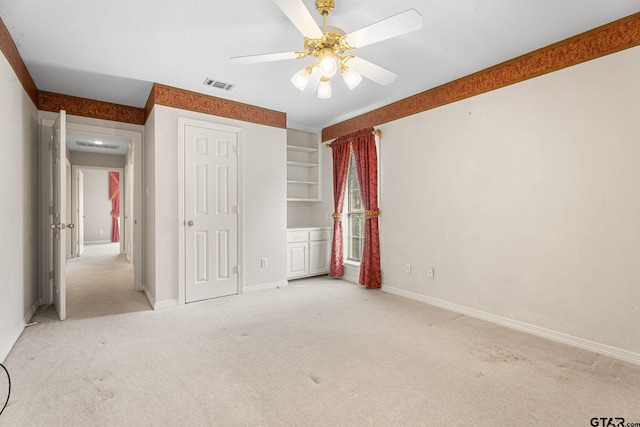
[315,0,335,16]
[304,26,347,57]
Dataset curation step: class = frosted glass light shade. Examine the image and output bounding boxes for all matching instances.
[319,55,337,78]
[291,68,311,91]
[317,78,332,99]
[342,68,363,90]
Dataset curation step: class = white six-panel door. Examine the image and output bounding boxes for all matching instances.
[184,124,239,303]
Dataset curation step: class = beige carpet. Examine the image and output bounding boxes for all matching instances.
[1,267,639,426]
[63,243,151,320]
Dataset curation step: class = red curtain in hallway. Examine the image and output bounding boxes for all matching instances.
[328,137,352,277]
[352,128,381,288]
[109,171,120,243]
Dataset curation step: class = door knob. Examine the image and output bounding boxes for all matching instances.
[187,220,194,227]
[50,223,75,230]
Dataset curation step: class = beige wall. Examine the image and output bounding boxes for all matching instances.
[144,105,287,306]
[378,46,640,356]
[81,169,115,243]
[0,53,40,361]
[69,151,126,168]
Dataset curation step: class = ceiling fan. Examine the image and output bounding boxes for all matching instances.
[231,0,423,99]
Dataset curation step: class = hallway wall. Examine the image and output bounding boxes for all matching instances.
[0,51,40,362]
[81,169,114,243]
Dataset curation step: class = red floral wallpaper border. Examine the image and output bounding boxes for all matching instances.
[38,91,146,125]
[146,83,287,129]
[322,12,640,141]
[0,17,38,106]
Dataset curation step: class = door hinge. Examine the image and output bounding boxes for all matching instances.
[49,271,54,280]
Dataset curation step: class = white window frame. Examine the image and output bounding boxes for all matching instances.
[342,134,380,266]
[345,152,364,263]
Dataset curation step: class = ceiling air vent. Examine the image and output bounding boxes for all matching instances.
[203,78,235,91]
[75,141,120,150]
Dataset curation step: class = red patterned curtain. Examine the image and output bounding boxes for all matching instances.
[352,128,381,288]
[329,137,352,277]
[109,171,120,243]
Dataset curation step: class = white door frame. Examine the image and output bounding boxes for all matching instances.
[51,111,67,320]
[177,117,244,306]
[39,118,144,304]
[76,169,85,256]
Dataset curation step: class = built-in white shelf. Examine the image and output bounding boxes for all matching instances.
[287,180,319,185]
[287,145,318,153]
[287,129,321,202]
[287,161,318,168]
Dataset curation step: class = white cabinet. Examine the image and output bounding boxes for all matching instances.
[287,129,321,201]
[287,242,308,279]
[287,227,331,280]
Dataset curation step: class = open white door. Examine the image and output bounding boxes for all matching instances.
[51,110,68,320]
[77,169,85,256]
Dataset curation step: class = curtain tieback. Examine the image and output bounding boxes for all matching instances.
[332,212,342,221]
[365,209,381,219]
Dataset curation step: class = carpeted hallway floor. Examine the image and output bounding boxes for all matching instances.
[1,251,639,426]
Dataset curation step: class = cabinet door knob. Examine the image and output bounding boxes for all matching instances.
[187,220,195,227]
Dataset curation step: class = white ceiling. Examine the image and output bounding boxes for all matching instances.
[1,0,639,131]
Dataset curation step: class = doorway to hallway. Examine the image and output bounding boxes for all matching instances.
[64,242,150,319]
[40,113,145,320]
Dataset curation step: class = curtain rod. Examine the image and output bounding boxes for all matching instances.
[325,128,381,148]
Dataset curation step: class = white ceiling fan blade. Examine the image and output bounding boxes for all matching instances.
[231,51,301,65]
[273,0,323,39]
[343,9,423,49]
[347,57,397,86]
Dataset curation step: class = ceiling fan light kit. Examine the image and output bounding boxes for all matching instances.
[291,67,313,91]
[231,0,423,100]
[342,67,363,90]
[317,77,332,99]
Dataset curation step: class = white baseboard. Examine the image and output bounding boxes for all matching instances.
[154,299,178,310]
[1,301,41,362]
[143,285,155,307]
[381,285,640,366]
[24,300,39,324]
[143,285,178,310]
[0,322,24,363]
[244,280,289,293]
[342,263,360,284]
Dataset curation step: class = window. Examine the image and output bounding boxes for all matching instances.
[346,153,364,262]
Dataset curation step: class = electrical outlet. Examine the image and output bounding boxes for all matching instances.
[427,267,435,279]
[405,263,412,274]
[260,258,268,268]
